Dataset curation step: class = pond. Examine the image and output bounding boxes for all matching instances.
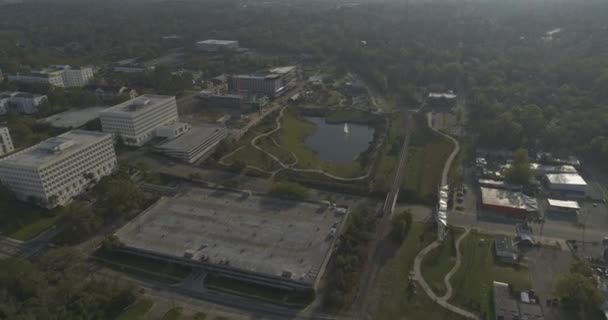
[303,117,375,163]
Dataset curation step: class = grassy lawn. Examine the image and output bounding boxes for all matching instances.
[205,274,314,307]
[115,298,154,320]
[277,110,365,177]
[402,114,454,203]
[8,214,60,241]
[161,307,183,320]
[373,222,466,320]
[449,231,532,319]
[421,227,464,297]
[0,195,59,241]
[221,145,281,172]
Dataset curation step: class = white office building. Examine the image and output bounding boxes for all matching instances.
[99,94,179,147]
[8,65,94,88]
[0,130,117,207]
[155,124,227,163]
[0,127,14,156]
[56,65,95,87]
[0,92,48,114]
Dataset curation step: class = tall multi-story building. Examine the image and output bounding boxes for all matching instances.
[0,130,117,207]
[229,74,282,98]
[229,66,297,98]
[8,65,94,88]
[99,94,179,147]
[0,127,14,156]
[53,65,94,87]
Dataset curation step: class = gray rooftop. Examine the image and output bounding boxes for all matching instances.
[102,94,174,115]
[481,187,537,211]
[114,187,346,284]
[43,107,109,128]
[157,124,224,151]
[494,235,515,254]
[197,40,238,45]
[493,281,520,320]
[0,130,111,168]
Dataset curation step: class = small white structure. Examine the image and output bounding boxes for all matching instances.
[0,130,117,207]
[99,95,179,147]
[0,127,15,156]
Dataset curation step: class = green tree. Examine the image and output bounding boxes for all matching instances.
[96,176,144,218]
[391,209,413,242]
[505,148,532,186]
[56,201,101,245]
[556,272,602,319]
[269,181,309,200]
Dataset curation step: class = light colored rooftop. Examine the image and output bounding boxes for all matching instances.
[157,124,225,151]
[547,199,580,210]
[101,94,175,114]
[545,173,587,186]
[269,66,296,74]
[114,187,346,285]
[0,130,111,168]
[481,187,537,211]
[197,39,238,45]
[428,92,457,99]
[43,107,109,128]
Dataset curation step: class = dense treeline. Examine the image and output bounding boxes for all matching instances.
[1,0,608,161]
[0,249,135,319]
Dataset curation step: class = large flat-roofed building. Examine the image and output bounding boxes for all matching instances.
[0,130,116,207]
[196,40,239,52]
[114,187,347,291]
[43,107,110,129]
[99,95,179,146]
[544,173,587,199]
[480,187,538,219]
[0,127,14,156]
[155,124,227,163]
[8,70,64,87]
[8,65,94,88]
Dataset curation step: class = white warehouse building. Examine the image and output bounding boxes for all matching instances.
[0,130,117,207]
[0,127,15,156]
[544,173,587,199]
[99,94,179,147]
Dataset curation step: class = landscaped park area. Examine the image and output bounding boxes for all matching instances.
[371,223,531,320]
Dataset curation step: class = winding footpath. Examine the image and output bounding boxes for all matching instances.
[411,113,480,320]
[222,105,383,181]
